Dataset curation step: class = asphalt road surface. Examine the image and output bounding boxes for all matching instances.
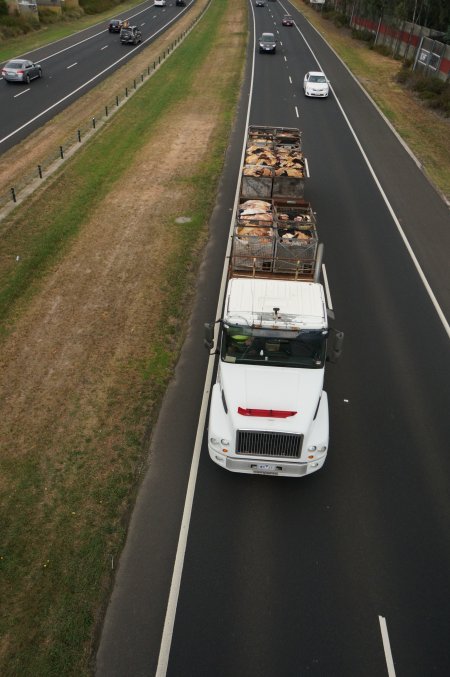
[97,2,450,676]
[0,0,194,154]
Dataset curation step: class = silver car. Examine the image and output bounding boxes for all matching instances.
[2,59,42,84]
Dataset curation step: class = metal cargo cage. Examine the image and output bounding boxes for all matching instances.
[232,222,275,272]
[247,125,302,150]
[272,174,305,199]
[240,167,274,199]
[273,199,318,273]
[242,127,306,200]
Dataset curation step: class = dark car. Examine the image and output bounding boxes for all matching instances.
[120,25,142,45]
[282,15,294,26]
[258,32,276,54]
[176,0,186,5]
[108,19,123,33]
[2,59,42,84]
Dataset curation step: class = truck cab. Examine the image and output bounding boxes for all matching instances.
[207,279,331,477]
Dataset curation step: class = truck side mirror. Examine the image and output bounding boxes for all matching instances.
[327,329,344,363]
[204,323,214,350]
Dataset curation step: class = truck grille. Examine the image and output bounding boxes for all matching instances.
[236,430,303,459]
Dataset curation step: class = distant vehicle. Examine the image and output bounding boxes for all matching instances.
[176,0,186,5]
[120,25,142,45]
[154,0,166,5]
[258,32,276,53]
[255,0,265,6]
[282,15,294,26]
[303,71,330,97]
[2,59,42,84]
[108,19,123,33]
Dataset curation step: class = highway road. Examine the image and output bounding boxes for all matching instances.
[97,1,450,676]
[0,0,194,154]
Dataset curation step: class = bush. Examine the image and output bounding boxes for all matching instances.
[418,90,439,101]
[79,0,122,15]
[62,8,85,21]
[351,27,374,44]
[411,75,433,92]
[38,8,64,25]
[0,14,40,39]
[395,64,450,117]
[372,44,391,57]
[0,0,8,17]
[333,12,350,29]
[322,9,337,21]
[396,64,410,83]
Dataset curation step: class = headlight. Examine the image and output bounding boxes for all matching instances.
[210,437,220,446]
[308,445,327,453]
[221,438,230,445]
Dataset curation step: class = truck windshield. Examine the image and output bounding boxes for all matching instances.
[222,326,326,368]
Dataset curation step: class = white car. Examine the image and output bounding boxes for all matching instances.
[303,71,330,97]
[154,0,166,5]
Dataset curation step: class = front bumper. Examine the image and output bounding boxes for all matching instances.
[305,89,328,97]
[208,448,326,477]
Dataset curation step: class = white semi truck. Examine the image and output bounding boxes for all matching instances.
[205,126,343,477]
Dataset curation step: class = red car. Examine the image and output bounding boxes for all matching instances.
[282,15,294,27]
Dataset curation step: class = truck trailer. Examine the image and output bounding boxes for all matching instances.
[205,126,343,477]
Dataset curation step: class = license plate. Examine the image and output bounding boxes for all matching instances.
[254,463,278,474]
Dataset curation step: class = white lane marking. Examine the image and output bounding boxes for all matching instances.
[155,4,258,675]
[379,616,396,677]
[66,62,78,69]
[141,22,146,25]
[322,264,333,309]
[296,24,450,338]
[284,55,287,62]
[0,11,185,147]
[280,41,283,46]
[100,45,108,50]
[14,88,31,98]
[304,157,310,177]
[289,75,292,84]
[295,105,299,118]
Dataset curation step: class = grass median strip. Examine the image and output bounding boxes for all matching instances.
[0,0,246,674]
